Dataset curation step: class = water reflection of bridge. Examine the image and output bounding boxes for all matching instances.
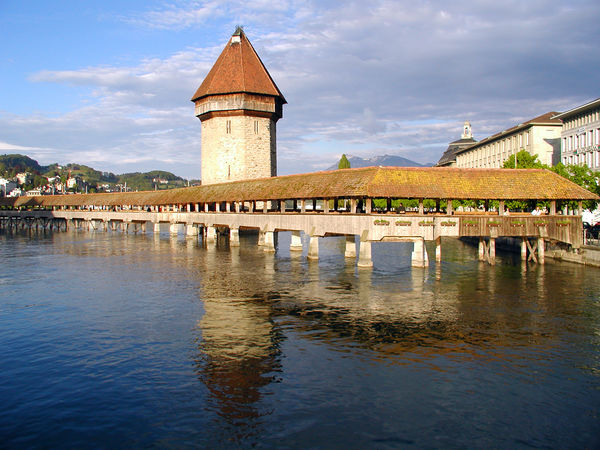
[185,234,587,443]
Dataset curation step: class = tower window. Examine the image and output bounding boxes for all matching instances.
[254,120,259,134]
[226,120,231,134]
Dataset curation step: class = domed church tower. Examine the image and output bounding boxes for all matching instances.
[191,27,287,185]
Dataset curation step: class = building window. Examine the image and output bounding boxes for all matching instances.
[226,120,231,134]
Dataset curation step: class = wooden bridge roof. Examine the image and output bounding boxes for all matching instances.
[1,167,597,208]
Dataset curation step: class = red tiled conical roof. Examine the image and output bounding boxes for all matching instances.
[191,28,286,103]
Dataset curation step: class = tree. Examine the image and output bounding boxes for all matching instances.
[551,163,600,209]
[503,150,546,169]
[502,150,548,211]
[338,154,351,169]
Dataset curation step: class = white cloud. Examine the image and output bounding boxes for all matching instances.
[2,0,599,177]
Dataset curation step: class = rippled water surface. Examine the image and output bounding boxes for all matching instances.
[1,229,599,448]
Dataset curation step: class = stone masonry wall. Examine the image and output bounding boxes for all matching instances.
[201,115,276,185]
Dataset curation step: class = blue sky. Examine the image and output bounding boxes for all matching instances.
[1,0,599,179]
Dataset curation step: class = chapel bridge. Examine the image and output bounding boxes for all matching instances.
[1,166,596,267]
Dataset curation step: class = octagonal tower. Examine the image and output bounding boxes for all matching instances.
[191,27,286,185]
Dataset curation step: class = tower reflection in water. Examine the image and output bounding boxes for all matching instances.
[193,233,283,442]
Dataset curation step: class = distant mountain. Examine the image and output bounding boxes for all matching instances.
[327,154,433,170]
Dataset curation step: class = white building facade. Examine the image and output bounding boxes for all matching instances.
[554,98,600,169]
[0,178,17,196]
[455,112,562,168]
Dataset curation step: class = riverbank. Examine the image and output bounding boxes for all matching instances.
[546,245,600,267]
[491,237,600,267]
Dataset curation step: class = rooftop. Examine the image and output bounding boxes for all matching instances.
[191,28,286,103]
[553,98,600,120]
[455,112,562,155]
[2,166,596,208]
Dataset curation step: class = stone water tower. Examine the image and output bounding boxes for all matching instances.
[191,27,286,185]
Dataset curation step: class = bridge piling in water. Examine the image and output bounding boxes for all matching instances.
[344,235,356,258]
[411,238,429,268]
[308,236,319,260]
[290,231,303,251]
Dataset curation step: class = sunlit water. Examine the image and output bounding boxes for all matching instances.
[1,229,599,448]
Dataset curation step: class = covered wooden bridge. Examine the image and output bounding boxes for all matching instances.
[1,167,597,267]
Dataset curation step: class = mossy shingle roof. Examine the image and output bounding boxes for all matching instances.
[2,167,597,208]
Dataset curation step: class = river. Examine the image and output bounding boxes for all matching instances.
[1,229,599,448]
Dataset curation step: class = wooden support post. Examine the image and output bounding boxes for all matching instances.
[526,239,538,263]
[478,237,485,261]
[301,199,306,213]
[498,200,505,215]
[447,200,453,215]
[550,200,556,215]
[537,238,545,264]
[418,199,424,215]
[578,201,583,216]
[204,203,209,212]
[350,198,357,214]
[226,202,231,212]
[263,201,268,214]
[365,198,372,214]
[323,199,329,214]
[489,238,496,265]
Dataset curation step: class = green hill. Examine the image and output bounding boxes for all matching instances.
[0,154,43,176]
[117,171,186,191]
[0,153,186,192]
